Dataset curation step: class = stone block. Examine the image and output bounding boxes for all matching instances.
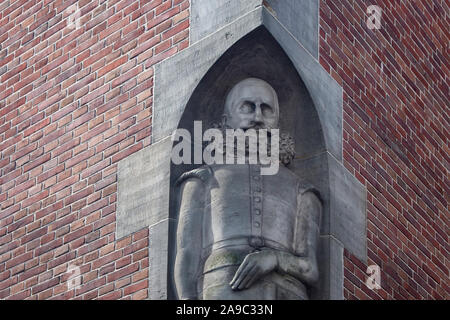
[116,137,172,239]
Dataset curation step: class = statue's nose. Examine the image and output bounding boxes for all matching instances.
[254,105,264,123]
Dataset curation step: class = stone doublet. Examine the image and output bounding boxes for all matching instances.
[249,164,264,249]
[177,163,318,253]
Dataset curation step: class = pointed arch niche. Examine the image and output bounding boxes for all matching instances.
[116,1,367,300]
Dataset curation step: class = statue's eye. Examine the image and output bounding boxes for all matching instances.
[261,103,273,116]
[240,102,254,113]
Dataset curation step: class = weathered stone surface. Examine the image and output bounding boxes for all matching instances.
[173,79,323,299]
[155,7,342,161]
[175,26,326,161]
[292,152,367,263]
[264,0,319,58]
[262,9,343,161]
[328,155,367,262]
[315,236,344,300]
[122,0,366,301]
[190,0,263,44]
[153,8,263,142]
[116,137,172,239]
[329,237,345,300]
[148,219,174,300]
[190,0,319,59]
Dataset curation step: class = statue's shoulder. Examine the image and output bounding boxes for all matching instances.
[269,166,322,201]
[176,165,213,186]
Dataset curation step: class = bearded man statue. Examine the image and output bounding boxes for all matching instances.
[174,78,322,300]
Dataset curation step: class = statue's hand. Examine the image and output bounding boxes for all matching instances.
[229,250,278,291]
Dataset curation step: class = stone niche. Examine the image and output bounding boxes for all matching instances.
[116,0,367,300]
[168,27,326,299]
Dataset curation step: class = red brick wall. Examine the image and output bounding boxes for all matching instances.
[0,0,189,300]
[319,0,448,299]
[0,0,448,300]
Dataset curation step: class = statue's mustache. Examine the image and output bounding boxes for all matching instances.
[243,124,275,131]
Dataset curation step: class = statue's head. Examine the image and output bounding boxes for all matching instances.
[223,78,279,130]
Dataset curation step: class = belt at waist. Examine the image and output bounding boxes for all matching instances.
[210,237,290,251]
[202,250,308,299]
[204,239,290,274]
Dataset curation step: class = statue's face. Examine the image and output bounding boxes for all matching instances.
[224,78,279,130]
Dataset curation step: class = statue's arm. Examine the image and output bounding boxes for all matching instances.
[276,190,322,286]
[174,178,205,300]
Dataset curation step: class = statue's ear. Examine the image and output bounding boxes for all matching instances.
[221,114,227,127]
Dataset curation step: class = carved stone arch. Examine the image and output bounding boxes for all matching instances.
[167,26,328,299]
[169,26,327,184]
[116,1,366,300]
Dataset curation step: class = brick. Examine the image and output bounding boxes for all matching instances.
[123,279,148,296]
[92,251,122,270]
[35,238,63,256]
[64,186,94,205]
[98,56,127,77]
[7,289,31,300]
[123,238,148,256]
[80,84,109,105]
[111,65,142,88]
[0,0,446,302]
[76,277,106,296]
[98,290,121,300]
[162,19,189,40]
[132,288,148,300]
[98,283,114,296]
[106,262,139,282]
[32,277,59,294]
[18,264,47,282]
[63,225,92,244]
[111,141,143,163]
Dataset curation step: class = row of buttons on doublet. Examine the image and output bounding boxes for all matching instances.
[250,165,263,248]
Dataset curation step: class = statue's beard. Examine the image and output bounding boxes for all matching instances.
[209,122,296,166]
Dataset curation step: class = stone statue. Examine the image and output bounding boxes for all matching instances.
[174,78,322,300]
